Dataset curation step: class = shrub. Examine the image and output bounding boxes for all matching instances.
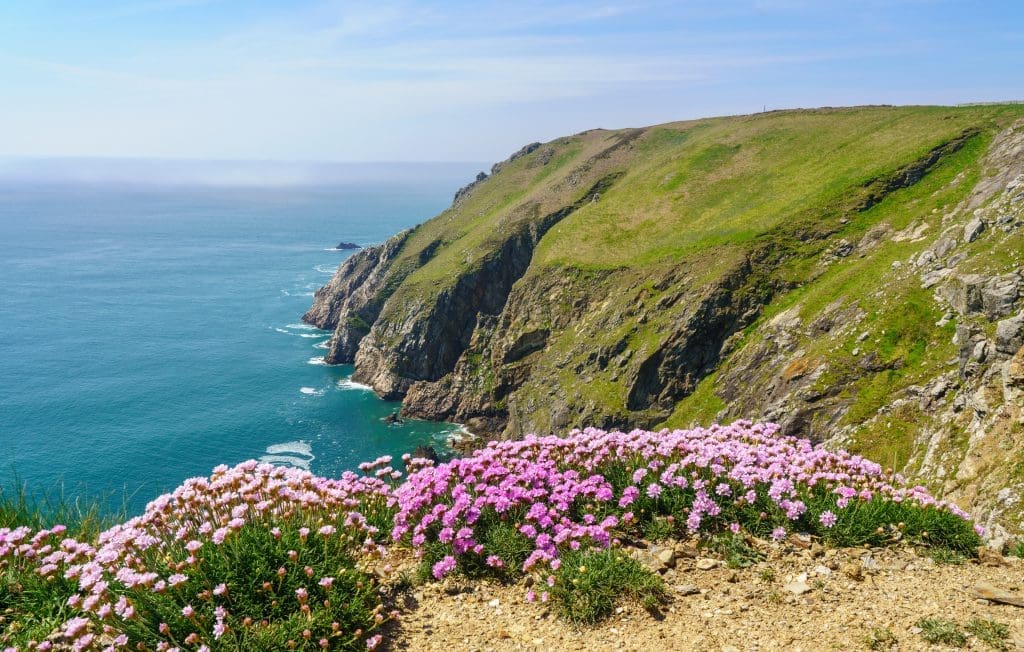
[548,547,666,624]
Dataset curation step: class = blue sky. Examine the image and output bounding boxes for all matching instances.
[0,1,1021,163]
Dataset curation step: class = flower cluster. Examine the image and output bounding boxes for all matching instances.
[1,524,92,582]
[392,421,975,580]
[55,461,398,651]
[2,421,983,650]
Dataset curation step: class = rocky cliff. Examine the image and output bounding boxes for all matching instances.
[306,105,1024,538]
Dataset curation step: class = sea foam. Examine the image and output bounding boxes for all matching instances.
[337,378,373,392]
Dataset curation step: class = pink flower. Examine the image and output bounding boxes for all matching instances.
[432,555,456,580]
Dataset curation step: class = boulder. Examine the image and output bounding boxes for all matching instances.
[931,236,958,260]
[995,312,1024,357]
[964,217,986,242]
[982,274,1021,318]
[939,274,985,315]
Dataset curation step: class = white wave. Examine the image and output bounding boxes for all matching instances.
[258,454,312,470]
[307,356,331,366]
[314,340,331,350]
[286,323,318,330]
[273,327,292,335]
[337,378,374,392]
[265,440,313,458]
[314,264,338,274]
[299,333,330,339]
[299,387,324,396]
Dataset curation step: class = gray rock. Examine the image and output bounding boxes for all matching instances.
[964,217,986,242]
[650,544,677,568]
[995,313,1024,357]
[921,268,952,288]
[631,548,667,574]
[932,236,958,260]
[975,582,1024,607]
[695,558,719,570]
[982,274,1021,318]
[674,584,700,596]
[972,339,989,363]
[784,580,812,595]
[939,274,985,315]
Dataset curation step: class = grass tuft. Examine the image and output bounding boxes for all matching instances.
[550,548,666,625]
[966,618,1010,650]
[917,617,967,647]
[706,533,765,569]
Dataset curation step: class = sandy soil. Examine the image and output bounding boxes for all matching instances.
[383,544,1024,652]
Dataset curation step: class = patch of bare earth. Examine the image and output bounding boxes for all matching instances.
[381,544,1024,651]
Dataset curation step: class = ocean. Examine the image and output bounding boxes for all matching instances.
[0,166,479,515]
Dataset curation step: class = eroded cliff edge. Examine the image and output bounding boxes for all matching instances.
[306,106,1024,539]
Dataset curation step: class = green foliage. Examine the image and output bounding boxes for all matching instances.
[641,516,674,541]
[966,618,1011,650]
[808,496,980,553]
[0,556,81,649]
[344,313,371,332]
[0,481,123,540]
[112,520,388,651]
[549,547,666,625]
[917,618,967,647]
[925,547,966,565]
[0,483,126,649]
[706,533,765,569]
[1009,541,1024,558]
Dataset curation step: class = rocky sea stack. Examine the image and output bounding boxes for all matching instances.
[306,105,1024,538]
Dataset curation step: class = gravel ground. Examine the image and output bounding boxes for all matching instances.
[383,544,1024,651]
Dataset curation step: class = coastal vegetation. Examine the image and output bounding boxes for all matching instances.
[0,421,986,650]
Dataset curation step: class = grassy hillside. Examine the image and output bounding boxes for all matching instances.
[310,104,1024,534]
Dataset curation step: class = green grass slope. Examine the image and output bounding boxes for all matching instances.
[314,103,1024,533]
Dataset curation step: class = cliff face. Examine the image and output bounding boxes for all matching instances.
[307,105,1024,537]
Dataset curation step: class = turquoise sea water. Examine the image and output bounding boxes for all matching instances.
[0,167,477,514]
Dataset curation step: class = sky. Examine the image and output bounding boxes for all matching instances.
[0,0,1022,166]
